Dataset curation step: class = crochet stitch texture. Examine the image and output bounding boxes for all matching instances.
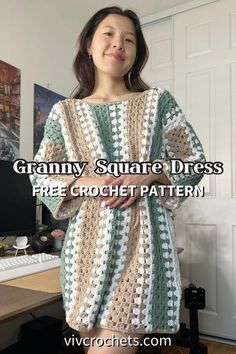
[31,88,205,334]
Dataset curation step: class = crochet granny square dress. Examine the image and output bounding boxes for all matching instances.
[31,87,205,334]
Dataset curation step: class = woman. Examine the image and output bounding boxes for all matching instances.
[31,6,205,354]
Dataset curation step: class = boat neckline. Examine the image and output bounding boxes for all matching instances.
[75,89,151,106]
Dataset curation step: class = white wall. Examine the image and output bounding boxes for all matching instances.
[0,1,85,349]
[0,0,87,160]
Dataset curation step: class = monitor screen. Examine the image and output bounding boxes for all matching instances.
[0,160,36,236]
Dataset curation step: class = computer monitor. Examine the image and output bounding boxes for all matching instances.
[0,159,36,237]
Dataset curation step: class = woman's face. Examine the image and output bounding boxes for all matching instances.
[88,14,137,79]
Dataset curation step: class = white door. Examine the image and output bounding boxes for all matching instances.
[142,0,236,340]
[142,18,173,92]
[173,0,236,340]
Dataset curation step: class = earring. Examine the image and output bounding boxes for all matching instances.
[88,54,92,60]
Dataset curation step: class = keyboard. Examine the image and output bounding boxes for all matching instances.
[0,253,61,282]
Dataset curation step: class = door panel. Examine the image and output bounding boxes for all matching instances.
[142,0,236,340]
[174,0,236,339]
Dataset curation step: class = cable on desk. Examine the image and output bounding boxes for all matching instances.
[62,325,70,332]
[29,312,49,326]
[30,312,68,332]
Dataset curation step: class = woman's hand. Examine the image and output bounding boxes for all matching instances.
[99,172,158,210]
[65,169,171,209]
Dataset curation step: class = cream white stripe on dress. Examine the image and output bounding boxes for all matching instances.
[109,103,119,160]
[140,88,159,162]
[110,102,129,161]
[59,104,77,161]
[75,207,114,329]
[99,208,131,327]
[131,200,150,329]
[31,137,66,190]
[118,102,129,161]
[75,102,108,161]
[136,196,155,332]
[34,138,50,162]
[98,102,131,327]
[132,91,159,331]
[163,207,182,330]
[131,88,163,331]
[64,202,86,322]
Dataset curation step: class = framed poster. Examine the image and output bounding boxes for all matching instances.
[33,84,65,155]
[0,60,21,161]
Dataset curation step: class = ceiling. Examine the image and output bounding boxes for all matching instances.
[70,0,195,20]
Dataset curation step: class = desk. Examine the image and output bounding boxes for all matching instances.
[0,268,62,323]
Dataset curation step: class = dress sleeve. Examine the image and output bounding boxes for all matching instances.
[156,90,206,210]
[30,102,82,219]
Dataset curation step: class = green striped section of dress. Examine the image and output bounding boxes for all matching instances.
[30,87,205,334]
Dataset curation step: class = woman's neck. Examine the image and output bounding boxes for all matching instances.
[88,73,132,102]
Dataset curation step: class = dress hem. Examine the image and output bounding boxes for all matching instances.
[68,323,180,335]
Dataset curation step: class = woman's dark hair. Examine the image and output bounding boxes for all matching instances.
[71,6,150,99]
